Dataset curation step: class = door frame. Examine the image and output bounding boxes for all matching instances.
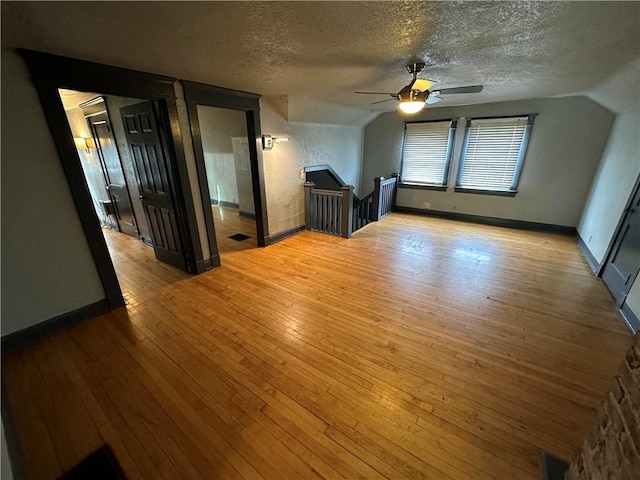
[20,49,201,309]
[599,173,640,279]
[599,174,640,307]
[85,109,140,239]
[182,81,270,265]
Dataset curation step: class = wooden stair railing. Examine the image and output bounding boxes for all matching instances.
[304,164,360,203]
[372,174,399,221]
[304,173,398,238]
[352,192,374,232]
[304,185,353,237]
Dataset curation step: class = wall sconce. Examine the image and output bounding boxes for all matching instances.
[74,137,94,153]
[262,134,290,151]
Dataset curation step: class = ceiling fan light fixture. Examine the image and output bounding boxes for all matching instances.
[398,100,426,114]
[398,87,427,114]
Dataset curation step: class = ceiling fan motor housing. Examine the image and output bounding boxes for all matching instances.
[398,85,429,103]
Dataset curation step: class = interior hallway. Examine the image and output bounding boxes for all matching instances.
[2,213,633,479]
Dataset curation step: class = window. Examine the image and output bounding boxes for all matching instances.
[400,120,457,189]
[455,114,536,195]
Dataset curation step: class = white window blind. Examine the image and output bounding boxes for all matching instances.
[457,116,530,192]
[401,121,454,186]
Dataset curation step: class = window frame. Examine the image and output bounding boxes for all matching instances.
[399,118,458,191]
[454,113,537,197]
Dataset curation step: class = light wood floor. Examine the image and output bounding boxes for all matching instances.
[211,205,258,253]
[2,213,633,479]
[102,226,191,309]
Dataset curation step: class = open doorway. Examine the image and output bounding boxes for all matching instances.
[59,90,149,243]
[182,80,269,268]
[21,51,271,312]
[58,88,188,302]
[197,105,257,253]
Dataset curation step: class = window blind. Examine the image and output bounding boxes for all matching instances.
[401,120,455,186]
[458,116,529,191]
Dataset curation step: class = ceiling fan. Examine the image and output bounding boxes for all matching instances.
[355,62,483,114]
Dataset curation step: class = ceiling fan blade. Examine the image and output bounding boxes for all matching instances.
[437,85,484,95]
[354,91,396,95]
[410,78,434,92]
[371,98,396,105]
[426,96,443,105]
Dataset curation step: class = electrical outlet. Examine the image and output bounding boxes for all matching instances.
[300,169,305,179]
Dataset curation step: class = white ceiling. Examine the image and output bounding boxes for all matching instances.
[3,1,639,120]
[58,89,101,111]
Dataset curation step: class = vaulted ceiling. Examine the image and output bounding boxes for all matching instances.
[2,1,639,121]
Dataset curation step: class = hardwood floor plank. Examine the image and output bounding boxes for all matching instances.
[80,323,234,480]
[128,304,387,479]
[31,340,104,473]
[3,349,61,480]
[118,309,320,479]
[63,329,167,479]
[175,272,580,464]
[3,213,633,479]
[324,424,421,480]
[49,333,145,480]
[123,331,275,479]
[12,347,64,480]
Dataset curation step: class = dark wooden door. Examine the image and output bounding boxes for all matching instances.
[88,114,138,238]
[120,101,186,270]
[602,179,640,306]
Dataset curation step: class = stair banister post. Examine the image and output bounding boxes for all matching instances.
[341,185,353,238]
[304,182,315,230]
[392,173,400,210]
[372,176,383,221]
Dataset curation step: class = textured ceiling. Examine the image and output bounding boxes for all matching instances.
[58,89,101,111]
[2,1,639,117]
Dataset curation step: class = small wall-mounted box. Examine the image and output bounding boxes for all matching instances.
[262,135,274,150]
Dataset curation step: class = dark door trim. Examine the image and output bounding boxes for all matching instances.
[19,49,201,308]
[182,81,270,265]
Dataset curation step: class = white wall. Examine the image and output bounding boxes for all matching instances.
[362,96,614,226]
[196,105,250,211]
[231,137,254,215]
[286,95,380,126]
[206,151,239,205]
[577,111,640,322]
[1,48,105,336]
[578,112,640,262]
[260,98,364,235]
